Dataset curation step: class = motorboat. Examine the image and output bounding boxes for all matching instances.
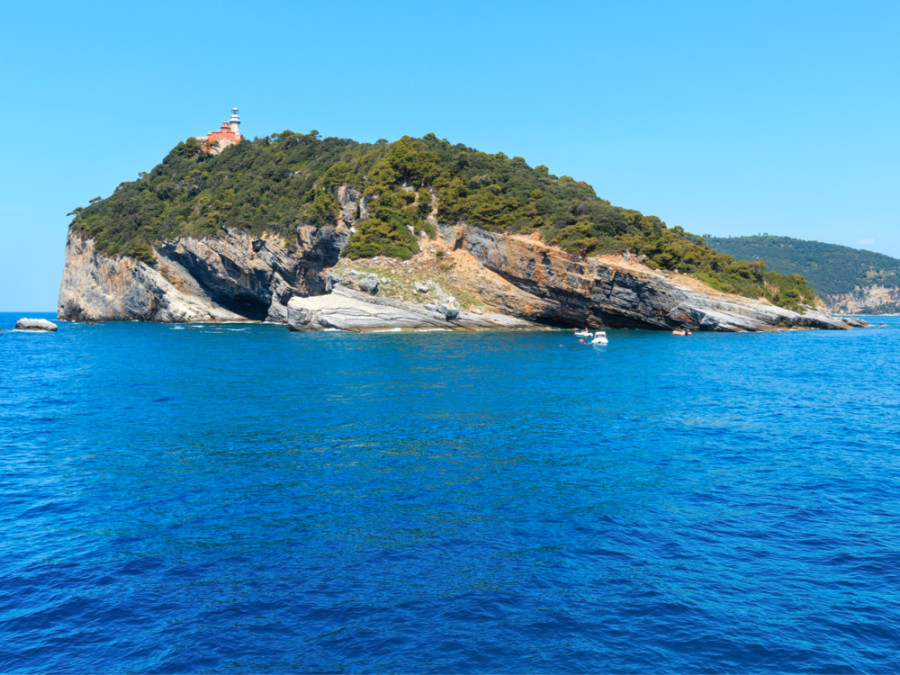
[574,328,592,337]
[590,331,608,345]
[672,328,692,336]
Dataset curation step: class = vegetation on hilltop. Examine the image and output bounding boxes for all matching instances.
[70,132,815,310]
[705,235,900,298]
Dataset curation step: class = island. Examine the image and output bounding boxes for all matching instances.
[58,119,865,332]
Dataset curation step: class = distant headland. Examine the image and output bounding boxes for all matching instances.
[705,235,900,315]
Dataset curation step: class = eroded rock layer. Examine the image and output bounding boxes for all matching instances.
[440,225,865,332]
[58,218,865,331]
[58,224,349,323]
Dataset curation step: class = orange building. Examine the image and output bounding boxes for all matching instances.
[196,107,242,154]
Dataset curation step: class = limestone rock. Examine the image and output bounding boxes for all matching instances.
[438,223,865,332]
[439,300,459,320]
[15,318,58,332]
[325,274,345,292]
[358,274,379,295]
[57,223,350,323]
[287,286,534,332]
[57,209,865,332]
[335,185,362,228]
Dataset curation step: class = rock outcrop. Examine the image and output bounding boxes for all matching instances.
[287,285,533,332]
[15,318,58,332]
[828,285,900,315]
[437,225,866,331]
[58,206,865,332]
[58,223,350,323]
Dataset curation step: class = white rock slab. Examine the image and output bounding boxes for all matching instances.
[15,318,58,332]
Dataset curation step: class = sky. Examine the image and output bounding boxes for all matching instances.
[1,0,898,311]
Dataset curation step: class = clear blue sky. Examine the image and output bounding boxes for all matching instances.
[2,0,898,311]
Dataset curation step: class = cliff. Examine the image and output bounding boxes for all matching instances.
[58,224,349,323]
[827,285,900,315]
[434,225,862,331]
[59,219,865,331]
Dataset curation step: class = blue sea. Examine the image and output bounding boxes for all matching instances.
[2,311,900,673]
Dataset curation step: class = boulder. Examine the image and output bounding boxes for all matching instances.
[358,273,379,295]
[15,318,58,332]
[325,273,344,292]
[439,300,459,320]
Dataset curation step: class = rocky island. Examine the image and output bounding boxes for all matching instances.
[58,125,865,332]
[14,318,58,332]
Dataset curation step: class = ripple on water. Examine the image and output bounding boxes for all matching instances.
[2,317,900,672]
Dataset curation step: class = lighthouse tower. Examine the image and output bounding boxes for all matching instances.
[228,107,241,135]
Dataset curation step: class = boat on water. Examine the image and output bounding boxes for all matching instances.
[575,329,609,345]
[672,328,692,336]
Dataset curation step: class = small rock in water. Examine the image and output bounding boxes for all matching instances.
[15,318,58,332]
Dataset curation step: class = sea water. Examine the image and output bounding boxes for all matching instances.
[2,312,900,672]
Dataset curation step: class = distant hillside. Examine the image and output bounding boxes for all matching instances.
[704,235,900,314]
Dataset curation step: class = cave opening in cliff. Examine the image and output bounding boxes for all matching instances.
[540,313,665,331]
[211,293,270,321]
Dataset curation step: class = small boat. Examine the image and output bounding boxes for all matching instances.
[590,331,608,345]
[672,328,692,336]
[574,328,592,337]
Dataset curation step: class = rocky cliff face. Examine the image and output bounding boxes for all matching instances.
[58,209,864,331]
[58,224,350,323]
[439,225,865,331]
[826,285,900,315]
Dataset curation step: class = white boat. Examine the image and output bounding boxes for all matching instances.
[574,328,592,337]
[590,331,608,345]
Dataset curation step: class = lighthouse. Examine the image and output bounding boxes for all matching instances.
[228,107,241,135]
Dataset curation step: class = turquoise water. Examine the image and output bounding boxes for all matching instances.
[2,313,900,672]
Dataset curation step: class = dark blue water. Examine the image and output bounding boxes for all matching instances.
[2,312,900,673]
